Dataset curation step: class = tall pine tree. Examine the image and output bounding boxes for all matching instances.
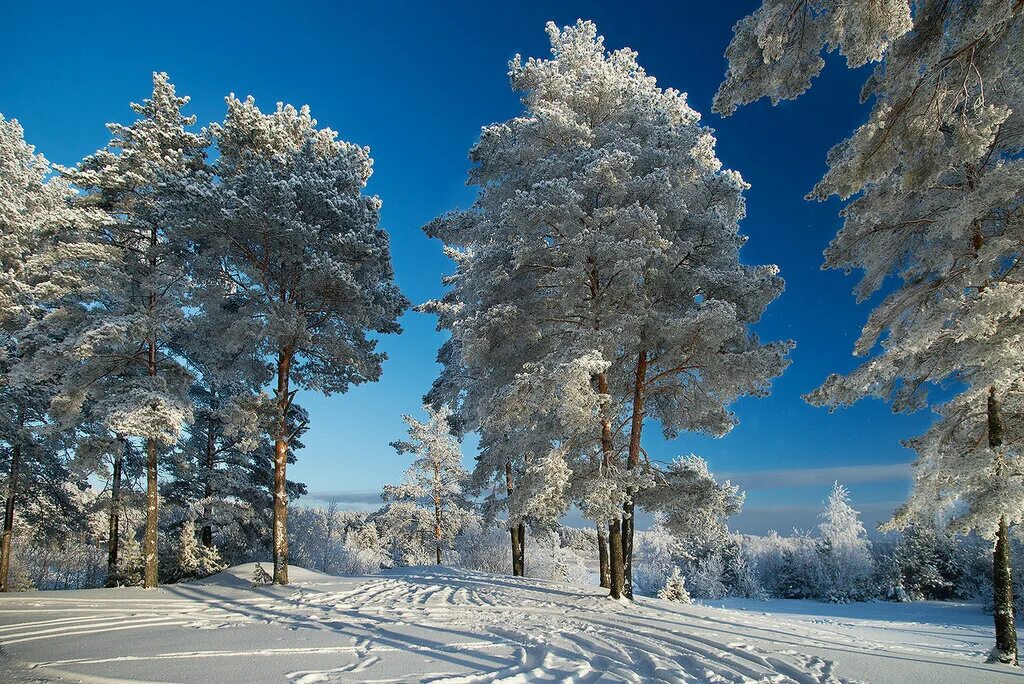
[717,0,1023,664]
[176,95,407,583]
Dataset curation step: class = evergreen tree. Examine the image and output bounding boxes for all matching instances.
[110,530,144,587]
[0,115,95,590]
[816,482,873,602]
[425,19,789,600]
[658,567,692,603]
[717,0,1023,663]
[387,405,472,565]
[49,74,206,588]
[176,95,407,583]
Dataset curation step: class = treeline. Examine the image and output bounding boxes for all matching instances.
[0,74,407,590]
[634,483,1024,611]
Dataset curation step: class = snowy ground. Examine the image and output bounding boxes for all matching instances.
[0,564,1018,683]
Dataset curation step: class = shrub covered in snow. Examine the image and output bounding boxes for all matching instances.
[455,521,514,575]
[658,568,691,603]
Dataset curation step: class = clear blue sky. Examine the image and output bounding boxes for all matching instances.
[0,1,937,533]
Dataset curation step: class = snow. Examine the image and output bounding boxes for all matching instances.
[0,564,1018,683]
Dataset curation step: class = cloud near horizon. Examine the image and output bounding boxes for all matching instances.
[719,462,910,490]
[301,462,911,533]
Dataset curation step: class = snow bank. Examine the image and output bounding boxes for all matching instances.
[196,562,335,588]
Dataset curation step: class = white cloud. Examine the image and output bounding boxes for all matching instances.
[720,463,910,490]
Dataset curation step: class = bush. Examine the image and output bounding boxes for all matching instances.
[658,567,691,603]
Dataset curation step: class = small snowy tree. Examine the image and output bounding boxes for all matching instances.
[174,519,224,581]
[387,405,472,565]
[815,482,873,602]
[110,532,144,587]
[175,519,202,580]
[658,567,692,603]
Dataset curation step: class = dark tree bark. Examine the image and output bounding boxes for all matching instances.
[505,461,525,576]
[272,348,293,585]
[0,442,21,592]
[987,387,1018,665]
[512,521,526,576]
[143,225,160,589]
[202,416,216,549]
[597,523,610,589]
[622,349,648,600]
[596,370,624,599]
[106,445,123,582]
[608,519,625,599]
[143,437,158,588]
[992,514,1018,665]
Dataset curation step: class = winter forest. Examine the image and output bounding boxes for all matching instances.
[1,2,1022,683]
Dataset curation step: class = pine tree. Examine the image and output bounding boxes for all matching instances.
[0,115,96,591]
[110,531,144,587]
[816,482,873,602]
[424,19,789,600]
[716,1,1023,664]
[162,295,269,550]
[658,567,692,603]
[44,74,207,588]
[175,518,202,580]
[387,405,472,565]
[174,95,407,583]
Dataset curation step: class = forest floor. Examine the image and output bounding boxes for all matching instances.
[0,563,1018,683]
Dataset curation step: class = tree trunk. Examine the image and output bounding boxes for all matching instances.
[608,519,624,600]
[621,503,635,599]
[202,417,215,549]
[106,445,123,582]
[0,443,21,592]
[621,349,647,600]
[143,437,158,588]
[143,223,161,589]
[597,523,610,589]
[517,521,526,576]
[987,387,1018,665]
[434,461,443,565]
[505,460,525,576]
[992,514,1018,665]
[272,348,293,585]
[596,371,624,599]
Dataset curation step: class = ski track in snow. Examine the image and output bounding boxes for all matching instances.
[0,565,1014,683]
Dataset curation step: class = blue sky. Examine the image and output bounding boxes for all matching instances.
[0,1,937,534]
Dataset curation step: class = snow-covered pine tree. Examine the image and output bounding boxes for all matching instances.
[816,482,873,602]
[173,518,225,581]
[175,518,202,580]
[75,429,141,584]
[110,530,144,587]
[658,567,692,603]
[162,292,268,550]
[43,73,206,588]
[0,115,96,591]
[176,96,407,583]
[425,20,790,600]
[716,0,1023,664]
[387,405,472,565]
